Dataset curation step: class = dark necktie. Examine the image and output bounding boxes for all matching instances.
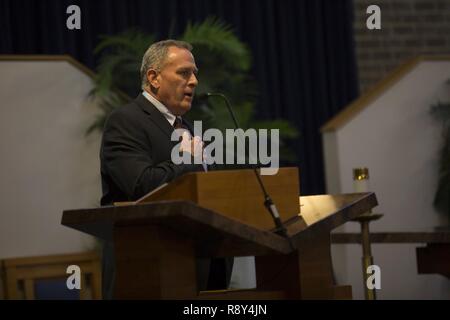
[173,117,186,130]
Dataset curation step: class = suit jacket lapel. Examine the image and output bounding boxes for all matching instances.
[135,93,174,139]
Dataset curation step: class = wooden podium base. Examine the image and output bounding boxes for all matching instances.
[114,224,197,299]
[113,224,352,299]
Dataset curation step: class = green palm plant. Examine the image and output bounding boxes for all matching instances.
[88,17,298,161]
[430,94,450,217]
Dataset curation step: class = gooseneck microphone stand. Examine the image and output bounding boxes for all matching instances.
[204,93,294,250]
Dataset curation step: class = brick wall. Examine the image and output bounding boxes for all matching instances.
[353,0,450,93]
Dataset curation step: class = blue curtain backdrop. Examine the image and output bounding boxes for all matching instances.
[0,0,359,195]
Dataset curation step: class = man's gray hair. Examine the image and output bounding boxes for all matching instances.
[140,39,193,89]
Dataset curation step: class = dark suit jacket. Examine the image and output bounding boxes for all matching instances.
[100,93,204,205]
[99,93,232,298]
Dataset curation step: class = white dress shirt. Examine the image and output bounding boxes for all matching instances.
[142,90,177,126]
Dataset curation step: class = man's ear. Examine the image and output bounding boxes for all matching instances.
[147,69,160,89]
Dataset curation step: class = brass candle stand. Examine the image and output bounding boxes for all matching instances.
[352,168,383,300]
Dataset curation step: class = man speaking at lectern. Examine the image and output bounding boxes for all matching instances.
[100,40,232,299]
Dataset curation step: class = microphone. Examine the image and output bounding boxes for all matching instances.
[203,92,294,247]
[195,93,210,103]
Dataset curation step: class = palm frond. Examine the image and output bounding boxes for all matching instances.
[181,17,251,71]
[430,80,450,216]
[430,101,450,125]
[86,93,129,135]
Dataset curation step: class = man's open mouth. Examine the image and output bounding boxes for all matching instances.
[184,92,194,100]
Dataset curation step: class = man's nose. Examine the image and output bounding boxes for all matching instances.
[188,73,198,87]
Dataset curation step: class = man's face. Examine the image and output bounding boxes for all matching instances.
[149,46,199,116]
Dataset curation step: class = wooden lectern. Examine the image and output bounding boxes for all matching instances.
[61,167,377,299]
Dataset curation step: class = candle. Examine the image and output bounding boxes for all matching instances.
[353,167,370,192]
